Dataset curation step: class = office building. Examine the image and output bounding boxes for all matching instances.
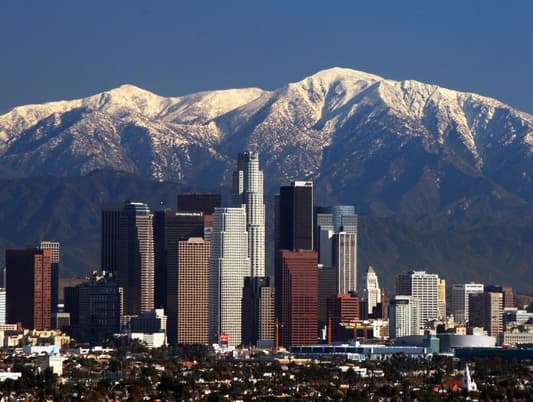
[6,248,51,330]
[278,181,313,251]
[315,206,358,293]
[101,203,122,274]
[486,285,514,309]
[438,279,446,320]
[258,283,275,348]
[276,250,318,347]
[117,201,155,315]
[469,291,503,337]
[64,271,121,342]
[396,270,439,324]
[130,308,167,335]
[208,208,250,346]
[37,241,60,317]
[389,296,421,338]
[318,265,338,325]
[451,283,484,324]
[177,193,221,215]
[0,288,6,325]
[174,237,210,344]
[361,266,381,317]
[327,293,360,342]
[233,151,265,278]
[242,276,274,346]
[153,210,204,310]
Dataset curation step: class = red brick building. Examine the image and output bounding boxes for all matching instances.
[276,250,318,347]
[6,248,51,330]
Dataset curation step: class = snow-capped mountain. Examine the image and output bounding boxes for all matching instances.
[0,67,531,223]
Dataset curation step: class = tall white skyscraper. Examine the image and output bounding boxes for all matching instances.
[232,151,265,278]
[316,205,358,294]
[452,283,484,324]
[208,207,250,346]
[396,270,439,324]
[389,296,420,338]
[0,288,6,325]
[361,266,381,316]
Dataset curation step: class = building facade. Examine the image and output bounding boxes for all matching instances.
[177,193,221,215]
[389,296,420,338]
[451,283,484,324]
[315,205,358,293]
[232,151,265,278]
[278,181,314,251]
[276,250,318,347]
[396,270,439,324]
[361,266,381,317]
[38,241,60,318]
[6,248,51,330]
[175,237,210,344]
[208,208,250,346]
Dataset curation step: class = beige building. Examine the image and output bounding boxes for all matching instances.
[175,238,210,344]
[438,279,446,320]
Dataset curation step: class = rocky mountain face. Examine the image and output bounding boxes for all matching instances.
[0,68,531,291]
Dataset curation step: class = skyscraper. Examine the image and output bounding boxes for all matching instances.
[396,270,439,324]
[242,276,274,347]
[117,201,155,315]
[6,248,51,330]
[153,210,204,310]
[38,241,60,318]
[315,205,358,293]
[232,151,265,278]
[438,278,446,321]
[208,208,250,346]
[388,296,420,338]
[0,288,6,325]
[469,291,503,337]
[451,283,484,324]
[327,293,360,342]
[101,203,122,275]
[278,181,313,251]
[361,266,381,316]
[174,237,210,344]
[276,250,318,347]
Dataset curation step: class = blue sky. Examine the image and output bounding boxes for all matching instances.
[1,1,532,113]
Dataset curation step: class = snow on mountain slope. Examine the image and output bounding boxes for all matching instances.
[0,67,531,208]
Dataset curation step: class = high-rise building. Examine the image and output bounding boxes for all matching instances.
[486,285,514,309]
[153,210,204,310]
[396,270,439,324]
[232,151,265,278]
[278,181,313,251]
[451,283,484,324]
[276,250,318,347]
[327,293,360,342]
[315,206,358,293]
[0,288,6,325]
[101,203,122,274]
[318,265,338,326]
[469,291,503,337]
[64,271,121,342]
[388,296,420,338]
[208,208,250,347]
[257,283,275,348]
[361,266,381,317]
[117,201,155,315]
[438,279,446,321]
[242,276,274,346]
[177,193,221,215]
[6,248,51,330]
[174,237,210,344]
[37,241,60,318]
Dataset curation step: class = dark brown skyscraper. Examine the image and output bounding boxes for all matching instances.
[177,193,221,215]
[276,250,318,347]
[6,248,51,330]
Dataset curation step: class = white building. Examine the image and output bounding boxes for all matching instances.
[0,288,5,325]
[361,266,381,316]
[388,296,420,338]
[451,283,484,324]
[232,151,265,278]
[397,270,439,324]
[209,208,250,346]
[316,206,358,294]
